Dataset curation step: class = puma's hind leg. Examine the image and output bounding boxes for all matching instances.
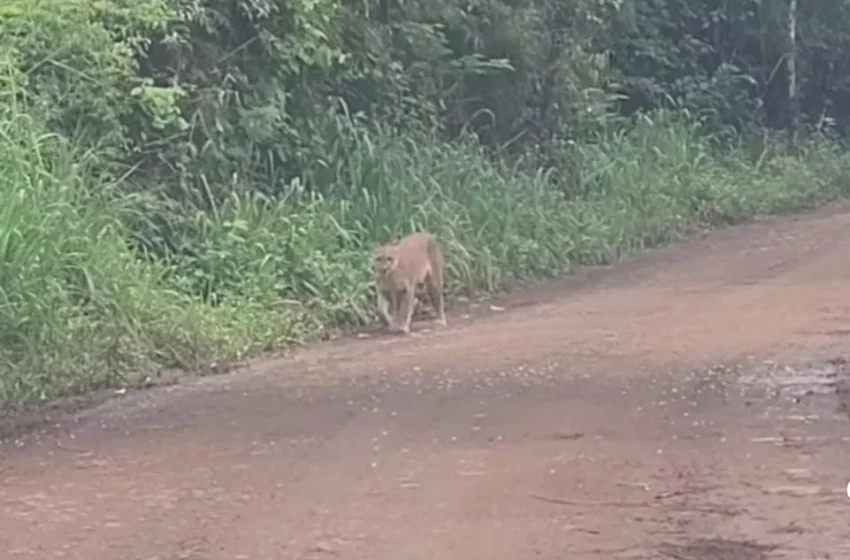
[426,272,447,327]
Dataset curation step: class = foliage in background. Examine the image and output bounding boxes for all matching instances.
[610,0,850,134]
[2,0,850,406]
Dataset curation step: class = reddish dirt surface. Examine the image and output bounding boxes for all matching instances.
[3,203,850,559]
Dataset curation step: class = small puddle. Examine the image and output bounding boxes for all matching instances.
[736,355,850,422]
[659,537,776,560]
[737,358,845,396]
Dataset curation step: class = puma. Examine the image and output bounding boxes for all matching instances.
[372,231,447,335]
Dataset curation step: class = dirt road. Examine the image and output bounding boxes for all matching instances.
[3,204,850,560]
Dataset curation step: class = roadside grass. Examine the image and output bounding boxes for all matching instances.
[2,104,849,407]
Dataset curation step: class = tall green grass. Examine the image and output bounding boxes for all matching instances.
[0,104,301,404]
[3,101,850,407]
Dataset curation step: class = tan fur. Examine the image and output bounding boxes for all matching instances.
[372,231,447,335]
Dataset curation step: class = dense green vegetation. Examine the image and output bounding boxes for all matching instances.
[3,0,850,405]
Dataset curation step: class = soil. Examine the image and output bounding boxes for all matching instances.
[3,203,850,559]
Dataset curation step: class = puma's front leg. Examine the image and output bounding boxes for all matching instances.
[377,289,394,328]
[396,284,416,335]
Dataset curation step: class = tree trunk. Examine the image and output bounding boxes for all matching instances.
[787,0,798,145]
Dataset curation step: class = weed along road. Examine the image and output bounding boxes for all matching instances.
[3,203,850,559]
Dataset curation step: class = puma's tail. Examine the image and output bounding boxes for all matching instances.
[427,234,445,279]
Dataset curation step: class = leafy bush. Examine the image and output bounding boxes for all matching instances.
[0,71,302,403]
